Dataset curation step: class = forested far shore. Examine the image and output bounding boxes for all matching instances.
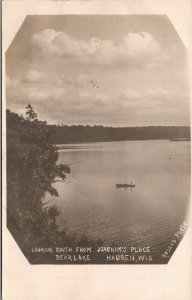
[7,109,190,144]
[48,124,190,144]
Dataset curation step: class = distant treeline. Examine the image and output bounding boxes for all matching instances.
[7,109,190,143]
[49,124,190,144]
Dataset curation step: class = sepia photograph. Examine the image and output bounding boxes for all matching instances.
[5,14,190,265]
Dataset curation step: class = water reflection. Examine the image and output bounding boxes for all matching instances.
[47,140,190,260]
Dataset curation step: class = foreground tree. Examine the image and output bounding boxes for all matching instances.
[7,104,70,209]
[7,105,103,262]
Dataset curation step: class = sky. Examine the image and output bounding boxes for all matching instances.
[6,15,190,126]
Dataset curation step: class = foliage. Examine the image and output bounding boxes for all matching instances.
[7,105,69,209]
[49,124,190,144]
[7,105,103,261]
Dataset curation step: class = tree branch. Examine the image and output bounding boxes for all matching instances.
[41,200,52,207]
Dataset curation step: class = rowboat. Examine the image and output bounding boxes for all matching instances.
[116,182,135,188]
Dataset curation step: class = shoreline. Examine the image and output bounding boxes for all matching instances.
[55,138,191,147]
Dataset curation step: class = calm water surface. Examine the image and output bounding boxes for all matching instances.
[46,140,190,258]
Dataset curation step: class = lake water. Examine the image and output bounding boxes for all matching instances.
[46,140,190,262]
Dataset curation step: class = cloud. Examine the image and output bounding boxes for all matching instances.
[6,77,68,110]
[122,86,181,103]
[6,70,189,126]
[120,85,182,110]
[23,86,67,103]
[58,74,90,87]
[22,87,48,101]
[12,66,90,91]
[122,88,141,99]
[6,76,20,88]
[6,74,176,112]
[6,75,109,109]
[23,69,46,83]
[95,93,110,103]
[147,87,172,98]
[31,29,161,66]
